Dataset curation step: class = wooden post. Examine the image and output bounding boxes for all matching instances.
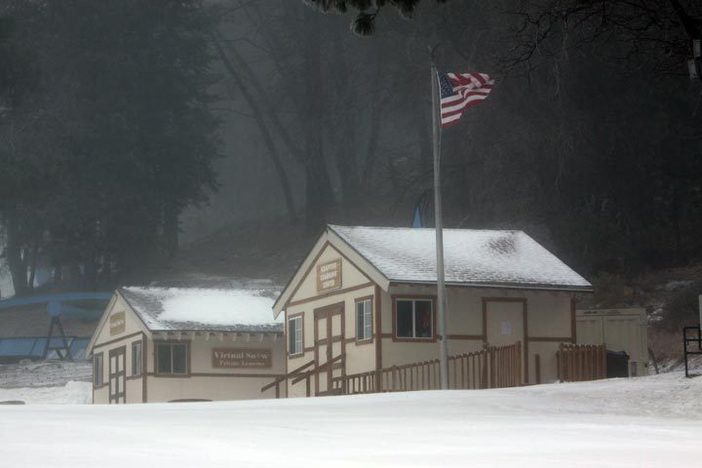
[535,354,541,385]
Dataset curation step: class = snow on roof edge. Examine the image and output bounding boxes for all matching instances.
[119,286,283,333]
[327,225,592,289]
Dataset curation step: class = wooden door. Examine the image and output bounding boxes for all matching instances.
[109,346,126,404]
[484,299,526,383]
[314,303,345,396]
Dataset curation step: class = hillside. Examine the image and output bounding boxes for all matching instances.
[151,220,317,288]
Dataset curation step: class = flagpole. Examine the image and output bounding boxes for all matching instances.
[431,63,449,390]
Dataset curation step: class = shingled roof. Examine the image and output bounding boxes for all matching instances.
[328,225,592,291]
[119,287,283,333]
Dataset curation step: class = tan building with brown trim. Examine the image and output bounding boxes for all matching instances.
[273,225,593,397]
[88,287,284,404]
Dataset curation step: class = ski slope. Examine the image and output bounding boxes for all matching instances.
[1,372,701,467]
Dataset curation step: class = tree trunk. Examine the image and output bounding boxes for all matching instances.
[27,243,38,293]
[5,211,29,296]
[302,16,334,230]
[211,32,299,224]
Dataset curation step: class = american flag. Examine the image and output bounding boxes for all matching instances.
[438,72,494,128]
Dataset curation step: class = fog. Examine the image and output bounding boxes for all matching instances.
[1,0,701,295]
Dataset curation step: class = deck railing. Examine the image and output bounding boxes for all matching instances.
[333,342,523,395]
[556,343,607,382]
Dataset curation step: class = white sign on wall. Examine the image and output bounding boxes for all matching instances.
[317,258,342,292]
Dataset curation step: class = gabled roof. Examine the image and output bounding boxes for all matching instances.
[328,225,592,291]
[119,287,284,333]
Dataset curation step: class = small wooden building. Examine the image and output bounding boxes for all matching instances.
[88,287,284,404]
[576,308,649,377]
[272,225,592,397]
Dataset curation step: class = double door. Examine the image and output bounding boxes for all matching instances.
[109,347,126,404]
[314,303,345,395]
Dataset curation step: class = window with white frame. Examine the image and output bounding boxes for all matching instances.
[156,342,188,375]
[356,298,373,341]
[395,298,433,339]
[288,315,303,355]
[93,353,104,387]
[131,341,142,377]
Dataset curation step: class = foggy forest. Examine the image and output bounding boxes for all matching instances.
[1,0,702,324]
[3,2,702,465]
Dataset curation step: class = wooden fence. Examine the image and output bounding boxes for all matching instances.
[333,342,522,395]
[556,343,607,382]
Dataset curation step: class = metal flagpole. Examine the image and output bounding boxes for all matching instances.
[431,63,449,390]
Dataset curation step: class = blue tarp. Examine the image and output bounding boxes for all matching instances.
[0,336,90,359]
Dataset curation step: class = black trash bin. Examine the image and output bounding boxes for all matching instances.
[606,350,630,378]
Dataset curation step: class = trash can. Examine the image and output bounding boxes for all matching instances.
[606,350,630,378]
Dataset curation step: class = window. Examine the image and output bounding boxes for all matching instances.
[93,353,104,387]
[395,298,433,339]
[131,341,142,377]
[288,315,303,356]
[356,298,373,342]
[156,343,188,375]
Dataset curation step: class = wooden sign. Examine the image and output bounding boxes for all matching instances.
[109,311,126,336]
[212,348,272,369]
[317,258,342,292]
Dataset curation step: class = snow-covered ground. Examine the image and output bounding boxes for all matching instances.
[0,360,92,389]
[0,360,92,404]
[0,380,91,404]
[1,372,702,467]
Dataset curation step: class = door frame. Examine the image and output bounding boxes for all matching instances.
[481,297,528,384]
[109,345,127,404]
[313,301,346,396]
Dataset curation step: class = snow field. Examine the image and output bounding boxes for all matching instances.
[1,372,701,467]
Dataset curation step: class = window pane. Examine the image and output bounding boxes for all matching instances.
[364,313,372,340]
[173,344,187,374]
[356,302,365,339]
[288,319,295,353]
[94,355,103,386]
[364,301,372,339]
[289,318,301,354]
[396,300,413,337]
[415,300,433,338]
[295,321,303,353]
[132,342,142,376]
[157,344,171,374]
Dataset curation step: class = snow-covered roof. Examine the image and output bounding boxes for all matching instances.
[119,287,283,333]
[328,225,591,291]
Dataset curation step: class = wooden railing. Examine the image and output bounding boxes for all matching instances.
[334,342,522,395]
[291,354,345,395]
[556,343,607,382]
[260,359,315,398]
[261,354,346,398]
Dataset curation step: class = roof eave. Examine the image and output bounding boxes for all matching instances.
[149,328,284,334]
[388,280,593,293]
